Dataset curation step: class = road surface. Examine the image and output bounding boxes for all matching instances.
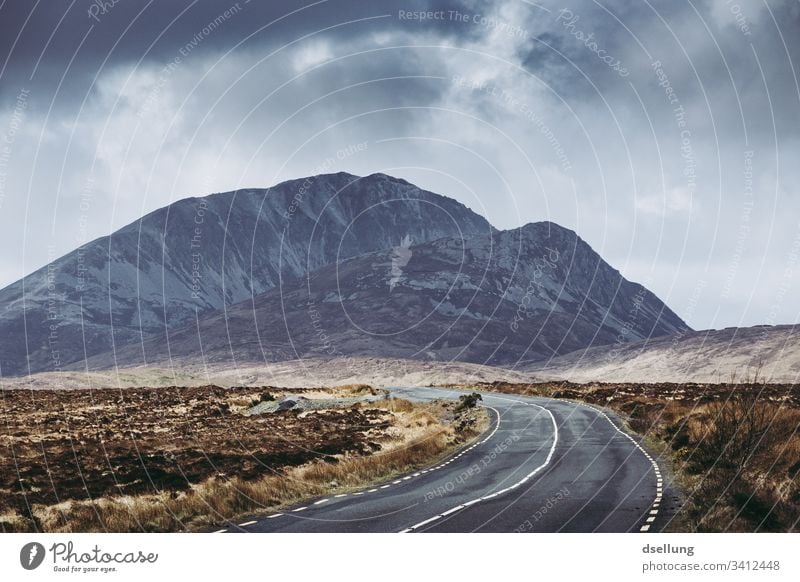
[220,387,674,533]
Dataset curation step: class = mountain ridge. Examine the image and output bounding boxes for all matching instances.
[521,324,800,383]
[0,172,493,375]
[77,219,690,371]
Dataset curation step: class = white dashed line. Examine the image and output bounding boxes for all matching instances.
[441,505,466,516]
[401,397,558,532]
[582,403,665,533]
[257,402,503,530]
[399,397,663,534]
[213,528,228,533]
[238,520,257,527]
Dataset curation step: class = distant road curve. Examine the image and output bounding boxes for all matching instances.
[221,386,671,533]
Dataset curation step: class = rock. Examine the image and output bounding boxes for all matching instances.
[277,396,310,411]
[277,398,297,411]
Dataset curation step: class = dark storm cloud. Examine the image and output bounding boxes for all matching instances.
[0,0,799,330]
[0,0,470,104]
[518,0,800,142]
[0,0,473,66]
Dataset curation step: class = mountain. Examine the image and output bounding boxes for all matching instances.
[80,221,690,370]
[520,324,800,383]
[0,172,492,376]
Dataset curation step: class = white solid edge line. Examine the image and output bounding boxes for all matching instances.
[412,514,445,530]
[441,505,467,516]
[478,406,502,445]
[400,398,558,532]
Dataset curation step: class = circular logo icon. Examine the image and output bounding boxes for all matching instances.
[20,542,46,570]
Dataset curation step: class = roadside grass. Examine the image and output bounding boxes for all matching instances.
[447,381,800,532]
[7,397,488,533]
[666,399,800,532]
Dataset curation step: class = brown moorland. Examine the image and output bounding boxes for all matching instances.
[448,380,800,532]
[0,384,487,532]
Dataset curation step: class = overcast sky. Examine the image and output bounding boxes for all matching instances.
[1,0,799,330]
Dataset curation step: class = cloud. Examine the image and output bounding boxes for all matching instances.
[0,0,799,331]
[636,186,694,216]
[291,40,334,72]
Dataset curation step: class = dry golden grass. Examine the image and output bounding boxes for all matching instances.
[15,399,486,533]
[675,400,800,531]
[580,394,800,532]
[365,397,418,414]
[1,384,401,531]
[336,383,381,395]
[463,380,800,532]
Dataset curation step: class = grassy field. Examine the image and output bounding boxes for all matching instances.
[0,384,487,532]
[448,380,800,532]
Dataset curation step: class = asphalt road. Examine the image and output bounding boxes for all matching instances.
[222,387,674,533]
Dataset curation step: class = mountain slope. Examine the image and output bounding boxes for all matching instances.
[83,221,690,370]
[520,324,800,383]
[0,172,492,376]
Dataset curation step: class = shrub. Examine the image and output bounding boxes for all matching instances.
[455,393,482,412]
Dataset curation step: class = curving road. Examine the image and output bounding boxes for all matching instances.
[221,387,675,533]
